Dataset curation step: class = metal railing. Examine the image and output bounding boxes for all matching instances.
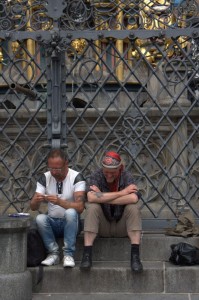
[0,0,198,225]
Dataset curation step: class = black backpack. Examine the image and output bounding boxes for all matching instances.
[169,242,199,266]
[27,228,46,267]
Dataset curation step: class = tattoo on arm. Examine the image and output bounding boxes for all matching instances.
[95,192,103,198]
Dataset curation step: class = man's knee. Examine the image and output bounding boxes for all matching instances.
[125,203,141,216]
[36,213,48,226]
[84,203,102,233]
[85,203,101,214]
[124,203,142,231]
[64,208,78,221]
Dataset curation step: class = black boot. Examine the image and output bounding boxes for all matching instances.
[131,244,143,273]
[131,254,143,272]
[80,247,92,270]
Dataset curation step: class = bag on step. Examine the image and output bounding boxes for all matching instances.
[169,242,199,266]
[27,228,46,267]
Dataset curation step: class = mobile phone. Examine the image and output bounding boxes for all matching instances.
[8,213,30,218]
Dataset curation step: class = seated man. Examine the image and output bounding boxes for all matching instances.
[30,149,86,268]
[80,151,143,273]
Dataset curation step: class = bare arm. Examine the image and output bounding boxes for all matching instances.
[107,193,138,205]
[43,191,86,214]
[57,191,86,213]
[30,191,86,213]
[30,192,45,211]
[87,184,139,205]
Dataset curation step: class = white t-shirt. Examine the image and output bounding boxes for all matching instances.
[36,168,86,218]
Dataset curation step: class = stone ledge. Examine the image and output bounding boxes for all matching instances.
[55,234,199,262]
[30,261,163,294]
[32,293,198,300]
[165,262,199,293]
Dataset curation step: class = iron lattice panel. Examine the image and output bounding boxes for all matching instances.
[0,38,48,213]
[0,0,198,223]
[64,37,199,219]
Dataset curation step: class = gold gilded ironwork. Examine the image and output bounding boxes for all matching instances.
[140,0,172,30]
[132,35,188,66]
[71,39,87,55]
[93,0,190,68]
[26,0,35,81]
[130,0,189,66]
[3,0,193,72]
[116,9,123,81]
[12,41,22,58]
[0,47,3,72]
[95,40,101,71]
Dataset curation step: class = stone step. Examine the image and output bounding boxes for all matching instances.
[65,234,199,262]
[30,261,163,294]
[32,293,199,300]
[30,234,199,295]
[29,261,199,294]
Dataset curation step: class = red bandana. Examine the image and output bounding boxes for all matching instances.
[102,151,122,169]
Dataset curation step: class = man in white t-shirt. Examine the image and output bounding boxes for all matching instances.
[30,149,86,267]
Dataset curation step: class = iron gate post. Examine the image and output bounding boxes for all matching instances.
[46,46,67,149]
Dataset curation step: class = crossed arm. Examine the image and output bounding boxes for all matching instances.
[87,184,139,205]
[30,191,86,213]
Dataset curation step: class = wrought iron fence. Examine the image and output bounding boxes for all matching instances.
[0,0,198,225]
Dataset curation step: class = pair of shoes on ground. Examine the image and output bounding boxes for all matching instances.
[80,252,143,273]
[41,254,75,267]
[42,253,143,272]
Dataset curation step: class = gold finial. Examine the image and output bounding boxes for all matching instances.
[12,41,19,54]
[12,41,24,58]
[0,48,3,63]
[71,39,86,55]
[12,41,21,56]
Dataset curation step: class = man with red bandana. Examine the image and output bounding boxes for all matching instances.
[80,151,143,273]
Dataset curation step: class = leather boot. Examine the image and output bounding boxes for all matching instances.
[131,253,143,273]
[80,252,92,270]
